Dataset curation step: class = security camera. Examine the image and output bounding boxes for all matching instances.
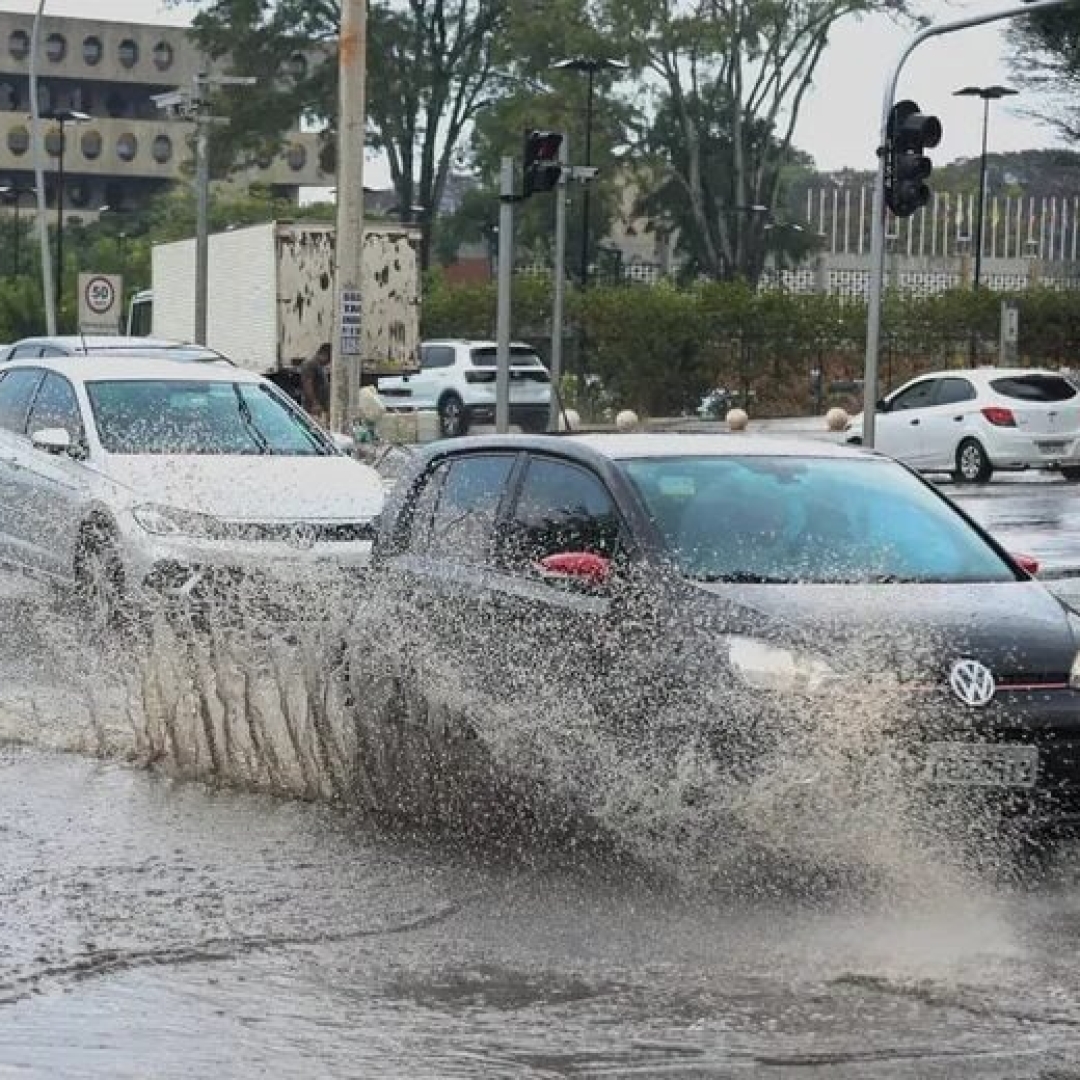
[151,90,187,114]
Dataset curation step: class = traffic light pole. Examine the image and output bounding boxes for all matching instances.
[496,156,515,433]
[862,0,1074,450]
[549,137,569,432]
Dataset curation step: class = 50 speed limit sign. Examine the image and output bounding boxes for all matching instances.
[78,273,123,333]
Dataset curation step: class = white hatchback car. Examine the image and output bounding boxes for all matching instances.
[377,339,552,437]
[0,355,385,622]
[846,368,1080,482]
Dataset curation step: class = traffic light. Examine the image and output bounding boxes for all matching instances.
[885,100,942,218]
[522,130,563,198]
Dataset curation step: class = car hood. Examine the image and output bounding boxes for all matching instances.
[690,579,1078,681]
[102,454,385,522]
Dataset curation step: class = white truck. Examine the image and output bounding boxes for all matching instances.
[128,220,422,390]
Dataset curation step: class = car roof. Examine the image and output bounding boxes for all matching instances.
[3,354,262,383]
[434,432,875,462]
[10,335,225,356]
[906,367,1069,382]
[423,339,536,350]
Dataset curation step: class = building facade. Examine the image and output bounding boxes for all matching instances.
[0,11,327,217]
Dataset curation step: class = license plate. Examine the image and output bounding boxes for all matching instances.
[1037,440,1068,453]
[923,743,1038,788]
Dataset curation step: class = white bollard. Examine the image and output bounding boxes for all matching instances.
[558,408,581,432]
[825,407,850,432]
[615,409,639,432]
[726,408,749,432]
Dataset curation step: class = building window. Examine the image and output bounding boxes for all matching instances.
[7,126,29,156]
[118,39,139,69]
[0,83,16,111]
[116,133,138,162]
[83,36,103,66]
[45,33,66,63]
[8,31,29,61]
[152,41,174,71]
[81,129,102,161]
[151,134,172,163]
[286,143,307,172]
[35,84,51,115]
[44,128,62,158]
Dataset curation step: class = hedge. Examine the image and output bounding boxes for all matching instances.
[422,276,1080,417]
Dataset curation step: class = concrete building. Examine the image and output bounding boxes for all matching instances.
[0,11,327,217]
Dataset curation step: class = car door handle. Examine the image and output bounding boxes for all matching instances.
[909,418,920,426]
[953,416,963,422]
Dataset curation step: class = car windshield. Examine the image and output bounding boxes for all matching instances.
[622,455,1018,585]
[86,379,330,456]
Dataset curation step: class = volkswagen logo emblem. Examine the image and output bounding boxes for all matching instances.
[948,658,996,708]
[287,524,318,550]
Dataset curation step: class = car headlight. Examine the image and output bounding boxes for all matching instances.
[132,504,223,539]
[1070,650,1080,690]
[726,635,838,693]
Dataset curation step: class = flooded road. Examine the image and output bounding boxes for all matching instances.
[2,477,1080,1077]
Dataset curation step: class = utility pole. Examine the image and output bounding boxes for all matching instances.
[29,0,56,335]
[495,156,515,433]
[153,73,255,348]
[330,0,368,434]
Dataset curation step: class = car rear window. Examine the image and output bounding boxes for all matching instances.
[989,375,1077,402]
[470,346,543,368]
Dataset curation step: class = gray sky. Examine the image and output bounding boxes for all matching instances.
[2,0,1067,178]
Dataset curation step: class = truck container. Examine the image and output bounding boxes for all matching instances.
[130,220,421,389]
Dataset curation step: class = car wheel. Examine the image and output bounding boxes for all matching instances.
[74,525,129,633]
[953,438,993,483]
[1061,466,1080,482]
[438,393,468,438]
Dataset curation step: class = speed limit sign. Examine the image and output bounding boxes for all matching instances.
[78,272,123,334]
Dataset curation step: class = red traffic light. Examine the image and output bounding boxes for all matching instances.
[522,129,563,198]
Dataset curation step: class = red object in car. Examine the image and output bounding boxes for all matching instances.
[981,406,1017,427]
[538,551,611,584]
[1012,552,1040,577]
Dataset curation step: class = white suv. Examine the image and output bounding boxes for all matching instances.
[377,339,552,437]
[847,367,1080,482]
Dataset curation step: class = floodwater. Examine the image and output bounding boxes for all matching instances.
[2,479,1080,1077]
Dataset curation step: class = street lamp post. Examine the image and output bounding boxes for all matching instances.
[44,108,90,318]
[953,85,1017,293]
[550,56,627,289]
[0,184,32,277]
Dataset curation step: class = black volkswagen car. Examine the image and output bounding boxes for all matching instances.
[374,432,1080,837]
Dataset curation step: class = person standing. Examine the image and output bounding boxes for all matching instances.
[299,342,332,424]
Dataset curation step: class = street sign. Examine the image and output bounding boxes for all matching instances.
[1000,300,1019,364]
[78,273,123,334]
[339,286,362,356]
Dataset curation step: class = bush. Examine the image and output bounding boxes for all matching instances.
[421,279,1080,417]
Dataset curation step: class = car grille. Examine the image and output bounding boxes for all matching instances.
[225,521,376,544]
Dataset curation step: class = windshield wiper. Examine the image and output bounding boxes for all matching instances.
[689,571,793,584]
[233,387,271,454]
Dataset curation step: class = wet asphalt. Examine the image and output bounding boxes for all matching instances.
[0,476,1079,1077]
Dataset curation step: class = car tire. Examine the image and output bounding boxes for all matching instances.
[1061,466,1080,482]
[438,393,468,438]
[74,523,130,634]
[953,438,993,483]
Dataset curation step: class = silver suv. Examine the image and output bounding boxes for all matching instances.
[377,339,552,437]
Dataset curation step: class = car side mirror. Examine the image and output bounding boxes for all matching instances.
[30,427,72,455]
[1012,552,1040,577]
[876,398,890,413]
[537,551,612,586]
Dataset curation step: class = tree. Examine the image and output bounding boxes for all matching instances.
[182,0,512,269]
[1008,9,1080,142]
[601,0,908,281]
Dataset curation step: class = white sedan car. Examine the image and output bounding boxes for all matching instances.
[0,355,385,623]
[846,368,1080,482]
